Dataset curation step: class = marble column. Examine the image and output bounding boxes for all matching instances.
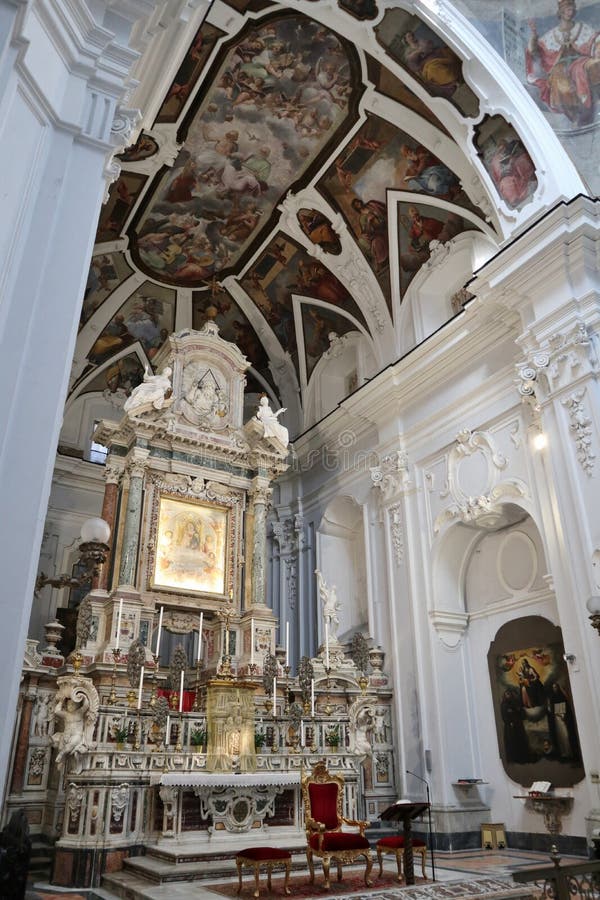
[118,453,149,589]
[250,479,272,608]
[10,680,38,794]
[0,0,160,806]
[97,462,123,591]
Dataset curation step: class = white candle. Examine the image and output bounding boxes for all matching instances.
[325,623,330,670]
[197,612,203,662]
[250,618,255,665]
[166,715,170,744]
[285,621,290,667]
[300,719,304,746]
[137,665,144,709]
[311,679,315,717]
[155,606,164,657]
[179,669,184,713]
[272,676,277,717]
[225,624,229,656]
[115,599,123,650]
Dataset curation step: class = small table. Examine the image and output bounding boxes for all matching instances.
[236,847,292,899]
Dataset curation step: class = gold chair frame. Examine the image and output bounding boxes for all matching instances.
[301,760,372,890]
[376,839,427,881]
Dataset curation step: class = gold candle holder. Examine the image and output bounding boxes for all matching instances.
[149,653,159,708]
[192,660,203,711]
[71,649,83,674]
[108,648,121,706]
[175,719,183,752]
[127,690,137,708]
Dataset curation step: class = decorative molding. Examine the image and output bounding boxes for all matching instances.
[110,783,130,824]
[518,320,598,412]
[561,389,596,475]
[388,504,404,567]
[434,480,528,533]
[429,610,469,648]
[370,450,410,500]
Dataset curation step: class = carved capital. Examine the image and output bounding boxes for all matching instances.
[430,610,469,647]
[371,450,410,500]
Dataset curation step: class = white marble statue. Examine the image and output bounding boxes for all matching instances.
[255,396,289,447]
[50,676,99,768]
[32,694,51,737]
[123,366,172,415]
[316,569,342,641]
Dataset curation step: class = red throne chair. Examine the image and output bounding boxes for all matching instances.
[301,760,372,890]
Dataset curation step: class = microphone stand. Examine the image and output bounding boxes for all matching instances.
[406,769,436,881]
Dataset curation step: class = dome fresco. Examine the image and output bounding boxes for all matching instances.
[69,0,583,436]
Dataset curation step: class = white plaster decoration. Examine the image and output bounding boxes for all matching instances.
[434,428,527,532]
[50,676,100,769]
[518,321,597,412]
[284,556,298,611]
[370,450,410,500]
[388,504,404,567]
[110,107,142,151]
[561,389,596,476]
[124,367,173,416]
[163,611,196,634]
[429,610,469,648]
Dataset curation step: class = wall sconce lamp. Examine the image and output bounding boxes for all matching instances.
[532,431,548,451]
[35,517,111,595]
[586,595,600,636]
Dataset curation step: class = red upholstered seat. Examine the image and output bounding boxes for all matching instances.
[309,832,370,851]
[237,847,292,861]
[308,782,339,829]
[377,836,426,848]
[302,761,373,890]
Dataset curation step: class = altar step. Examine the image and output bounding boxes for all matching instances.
[102,843,309,899]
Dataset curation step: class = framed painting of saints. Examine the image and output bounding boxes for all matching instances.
[152,496,228,596]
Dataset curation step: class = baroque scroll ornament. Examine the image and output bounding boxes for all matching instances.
[127,640,146,688]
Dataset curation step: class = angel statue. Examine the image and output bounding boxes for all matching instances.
[123,366,172,415]
[255,396,289,447]
[315,569,342,641]
[50,676,99,768]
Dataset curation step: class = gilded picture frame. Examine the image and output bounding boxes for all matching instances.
[151,495,229,596]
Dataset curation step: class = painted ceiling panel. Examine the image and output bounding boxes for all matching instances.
[301,302,360,380]
[131,13,360,285]
[79,253,133,330]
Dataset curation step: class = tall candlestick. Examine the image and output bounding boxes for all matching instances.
[179,669,184,713]
[273,677,277,717]
[285,621,290,667]
[155,605,164,657]
[197,612,203,663]
[137,665,144,709]
[115,599,123,650]
[311,679,315,717]
[325,623,330,670]
[250,618,255,665]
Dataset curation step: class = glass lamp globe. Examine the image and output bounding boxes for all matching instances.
[586,595,600,615]
[80,517,111,545]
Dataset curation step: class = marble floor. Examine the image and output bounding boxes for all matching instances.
[26,847,587,900]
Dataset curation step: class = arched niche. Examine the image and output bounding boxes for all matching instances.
[303,332,377,429]
[317,495,368,640]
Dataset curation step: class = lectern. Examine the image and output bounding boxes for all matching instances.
[379,800,429,885]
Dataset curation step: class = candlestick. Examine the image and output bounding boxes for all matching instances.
[137,664,144,709]
[155,605,164,658]
[225,624,229,657]
[311,678,315,717]
[285,621,289,667]
[197,612,203,663]
[115,599,123,651]
[166,714,170,746]
[325,622,330,671]
[179,669,184,713]
[250,618,255,665]
[273,676,277,717]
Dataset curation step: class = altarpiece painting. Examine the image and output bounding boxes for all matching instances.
[152,496,228,596]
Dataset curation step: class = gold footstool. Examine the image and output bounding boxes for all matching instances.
[236,847,292,898]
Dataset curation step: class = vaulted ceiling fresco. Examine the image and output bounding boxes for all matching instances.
[67,0,555,439]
